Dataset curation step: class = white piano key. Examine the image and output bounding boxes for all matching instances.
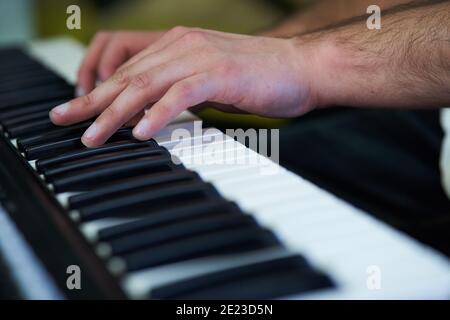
[55,192,78,207]
[28,160,37,170]
[156,128,222,147]
[122,248,291,299]
[182,139,245,156]
[0,205,63,299]
[141,125,450,300]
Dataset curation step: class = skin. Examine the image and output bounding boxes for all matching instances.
[50,0,450,148]
[76,31,165,95]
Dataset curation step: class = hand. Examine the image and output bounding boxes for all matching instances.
[77,31,164,95]
[50,27,318,147]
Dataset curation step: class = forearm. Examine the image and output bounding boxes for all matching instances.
[299,0,450,109]
[267,0,412,37]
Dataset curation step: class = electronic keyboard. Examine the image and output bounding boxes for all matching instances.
[0,38,449,300]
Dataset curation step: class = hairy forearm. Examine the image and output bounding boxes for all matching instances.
[267,0,413,37]
[298,0,450,109]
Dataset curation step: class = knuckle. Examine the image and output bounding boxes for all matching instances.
[174,81,194,100]
[81,93,94,107]
[169,25,188,35]
[110,68,129,85]
[114,31,126,40]
[153,103,170,119]
[130,72,151,90]
[107,34,121,47]
[181,30,207,44]
[95,30,110,40]
[112,31,131,44]
[102,106,120,121]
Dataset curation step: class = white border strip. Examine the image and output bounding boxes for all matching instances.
[0,205,63,299]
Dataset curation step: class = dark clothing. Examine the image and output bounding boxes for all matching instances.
[279,108,450,256]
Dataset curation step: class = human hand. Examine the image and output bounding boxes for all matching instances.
[51,27,318,147]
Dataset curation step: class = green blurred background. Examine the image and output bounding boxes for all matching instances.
[0,0,310,128]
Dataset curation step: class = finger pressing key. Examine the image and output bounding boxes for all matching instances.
[49,69,130,126]
[133,72,217,140]
[79,56,207,147]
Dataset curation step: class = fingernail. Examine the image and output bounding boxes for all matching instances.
[83,123,98,141]
[75,87,85,97]
[51,102,70,116]
[133,118,151,139]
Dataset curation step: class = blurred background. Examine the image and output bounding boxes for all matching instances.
[0,0,309,43]
[0,0,311,127]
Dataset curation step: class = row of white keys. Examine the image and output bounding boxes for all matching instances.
[6,106,450,299]
[120,137,309,296]
[161,131,450,299]
[121,134,337,297]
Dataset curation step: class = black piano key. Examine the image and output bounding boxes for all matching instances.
[97,199,237,241]
[17,122,94,150]
[36,139,158,172]
[0,65,49,82]
[151,256,333,300]
[0,57,38,68]
[0,47,26,56]
[44,147,168,180]
[108,213,258,256]
[78,181,217,222]
[0,51,31,65]
[17,124,129,152]
[25,135,86,160]
[0,60,39,73]
[6,118,59,139]
[0,73,63,94]
[0,84,73,109]
[0,52,40,68]
[0,98,68,121]
[69,170,198,209]
[24,128,139,160]
[120,227,280,272]
[52,157,176,193]
[0,69,64,84]
[2,110,50,128]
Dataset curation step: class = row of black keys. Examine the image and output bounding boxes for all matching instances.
[0,47,333,299]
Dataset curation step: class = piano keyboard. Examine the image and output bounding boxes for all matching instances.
[0,38,449,299]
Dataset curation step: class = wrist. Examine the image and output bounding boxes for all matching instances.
[291,29,383,109]
[282,36,321,114]
[287,33,337,110]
